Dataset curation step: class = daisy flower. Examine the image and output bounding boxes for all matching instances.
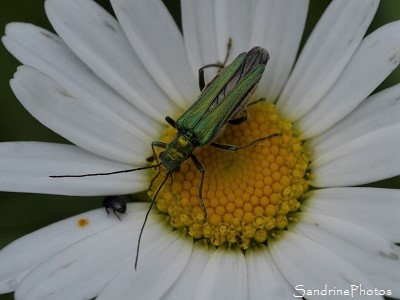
[1,0,400,299]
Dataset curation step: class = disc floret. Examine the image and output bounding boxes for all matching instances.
[150,102,309,249]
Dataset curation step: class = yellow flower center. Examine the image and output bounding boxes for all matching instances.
[149,102,309,249]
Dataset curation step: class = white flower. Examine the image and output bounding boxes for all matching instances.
[1,0,400,299]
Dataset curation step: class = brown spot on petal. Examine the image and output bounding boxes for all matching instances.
[77,218,89,228]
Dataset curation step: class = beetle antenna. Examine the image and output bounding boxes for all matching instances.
[135,173,170,270]
[148,167,162,191]
[49,163,162,178]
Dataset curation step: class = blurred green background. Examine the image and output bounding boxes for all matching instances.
[1,1,400,299]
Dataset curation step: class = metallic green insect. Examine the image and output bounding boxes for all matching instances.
[51,45,277,268]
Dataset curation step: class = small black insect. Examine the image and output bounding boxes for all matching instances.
[103,196,127,221]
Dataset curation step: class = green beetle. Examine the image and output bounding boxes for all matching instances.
[52,46,272,215]
[51,46,277,269]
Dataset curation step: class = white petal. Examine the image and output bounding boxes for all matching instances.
[301,187,400,242]
[290,212,400,295]
[11,66,152,164]
[181,0,219,79]
[110,0,197,107]
[14,207,156,300]
[0,203,148,293]
[45,0,177,120]
[163,241,215,300]
[250,0,309,102]
[215,0,253,59]
[297,20,400,138]
[164,241,215,299]
[97,231,193,300]
[277,0,378,120]
[0,142,147,195]
[246,245,299,299]
[195,247,247,300]
[2,23,161,135]
[269,231,381,300]
[307,83,400,155]
[311,123,400,187]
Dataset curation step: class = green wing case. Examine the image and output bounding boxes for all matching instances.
[176,52,248,129]
[194,65,265,145]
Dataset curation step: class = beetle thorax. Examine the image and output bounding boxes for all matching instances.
[160,133,196,173]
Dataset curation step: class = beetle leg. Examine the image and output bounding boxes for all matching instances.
[198,38,233,91]
[151,141,167,164]
[190,154,207,219]
[222,38,232,66]
[146,155,155,162]
[198,63,225,91]
[229,110,248,125]
[113,210,122,222]
[247,97,266,106]
[149,168,162,191]
[165,116,177,128]
[211,133,282,151]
